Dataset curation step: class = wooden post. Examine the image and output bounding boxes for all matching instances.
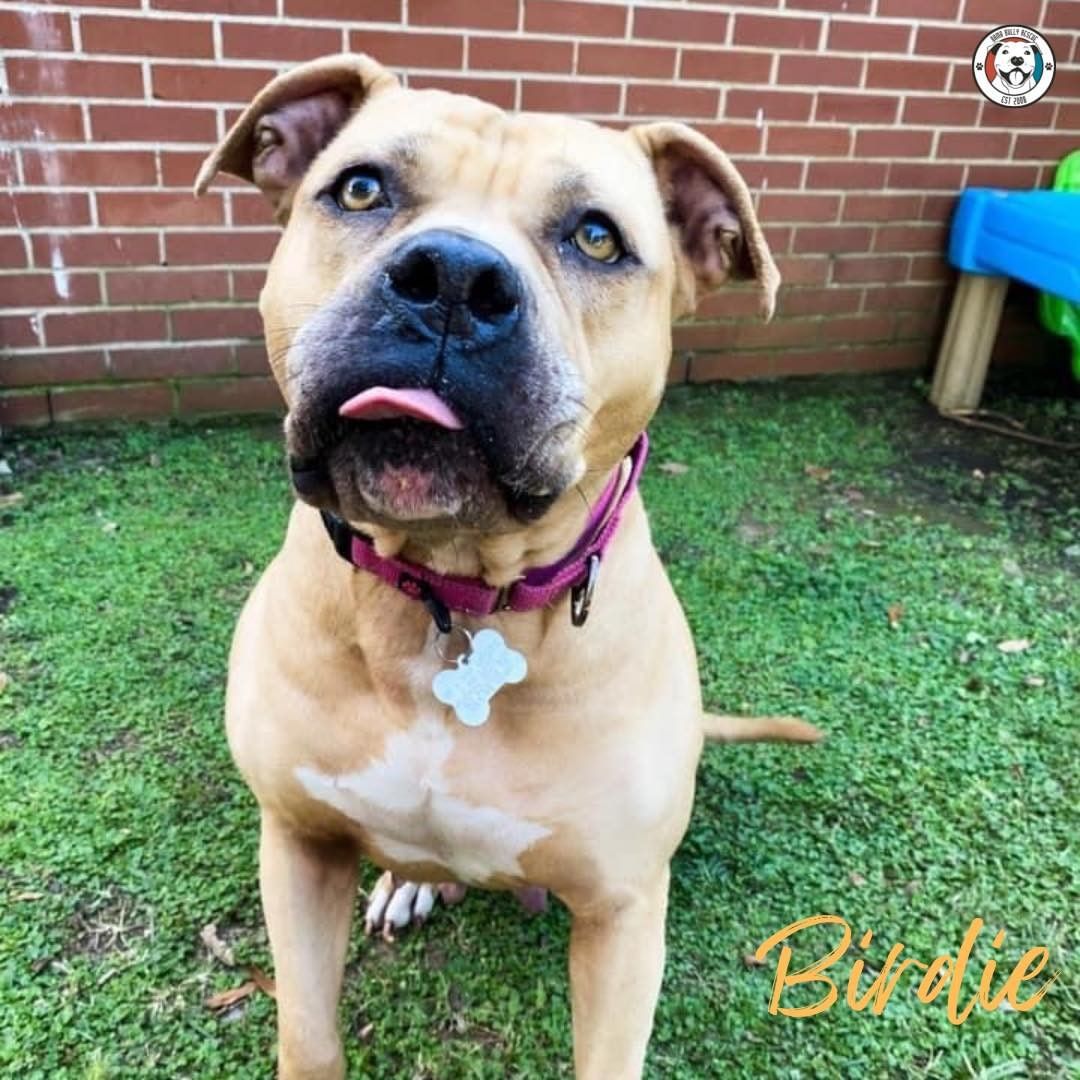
[930,273,1009,413]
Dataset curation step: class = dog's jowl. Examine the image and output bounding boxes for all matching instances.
[197,52,815,1080]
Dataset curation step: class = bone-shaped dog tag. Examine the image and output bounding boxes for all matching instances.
[432,628,527,727]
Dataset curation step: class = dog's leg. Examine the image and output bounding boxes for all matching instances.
[260,812,358,1080]
[566,870,670,1080]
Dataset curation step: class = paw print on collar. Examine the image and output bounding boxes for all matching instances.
[432,628,527,727]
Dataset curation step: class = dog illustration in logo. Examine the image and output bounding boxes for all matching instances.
[988,38,1042,95]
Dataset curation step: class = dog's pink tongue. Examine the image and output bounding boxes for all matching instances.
[338,387,463,429]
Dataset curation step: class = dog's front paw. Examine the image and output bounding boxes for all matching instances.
[362,872,467,941]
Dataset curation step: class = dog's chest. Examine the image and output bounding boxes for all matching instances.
[295,705,550,884]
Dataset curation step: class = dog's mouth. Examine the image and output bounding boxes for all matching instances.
[1002,66,1032,84]
[287,383,578,530]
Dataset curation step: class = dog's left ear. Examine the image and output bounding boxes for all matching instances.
[631,122,780,320]
[194,53,398,224]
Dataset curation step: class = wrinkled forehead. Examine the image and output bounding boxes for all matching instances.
[302,87,669,258]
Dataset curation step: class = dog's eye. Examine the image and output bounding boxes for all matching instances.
[571,214,624,264]
[334,168,385,212]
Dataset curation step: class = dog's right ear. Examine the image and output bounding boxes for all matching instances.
[194,53,398,224]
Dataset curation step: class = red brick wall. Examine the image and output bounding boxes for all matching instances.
[2,1,1078,426]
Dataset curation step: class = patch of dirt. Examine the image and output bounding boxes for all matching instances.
[68,888,153,959]
[0,585,18,614]
[83,729,143,764]
[0,730,22,751]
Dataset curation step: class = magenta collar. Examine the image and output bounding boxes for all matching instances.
[319,433,648,630]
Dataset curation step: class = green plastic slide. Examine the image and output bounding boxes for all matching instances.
[1038,149,1080,380]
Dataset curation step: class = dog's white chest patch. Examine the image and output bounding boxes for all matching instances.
[295,715,550,883]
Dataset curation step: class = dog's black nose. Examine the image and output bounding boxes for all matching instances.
[385,230,521,345]
[1011,56,1025,65]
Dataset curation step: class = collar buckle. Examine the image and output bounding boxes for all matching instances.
[570,554,601,627]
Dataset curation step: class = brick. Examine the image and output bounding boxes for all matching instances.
[22,149,157,188]
[165,230,277,266]
[3,351,108,387]
[887,161,965,189]
[0,391,51,428]
[579,44,676,80]
[44,309,168,348]
[221,23,341,61]
[915,25,983,57]
[680,51,772,84]
[286,0,398,17]
[855,129,933,158]
[82,16,214,58]
[965,163,1043,188]
[777,54,863,86]
[152,63,276,103]
[407,75,516,109]
[678,122,758,155]
[735,160,804,189]
[792,225,872,254]
[894,307,945,339]
[470,37,574,73]
[97,192,224,228]
[758,193,840,222]
[902,97,980,126]
[937,130,1013,159]
[161,150,222,188]
[832,255,909,284]
[6,58,144,99]
[0,103,84,143]
[879,0,959,15]
[633,6,728,44]
[726,88,811,122]
[909,254,950,281]
[761,224,792,253]
[108,344,235,379]
[32,232,161,269]
[1,272,100,308]
[867,59,950,91]
[1045,1,1080,31]
[51,383,174,423]
[688,351,781,383]
[827,19,910,52]
[524,1,626,38]
[235,343,271,374]
[733,14,821,50]
[0,235,29,270]
[815,92,898,125]
[155,0,277,11]
[230,193,276,227]
[349,30,464,69]
[697,288,775,320]
[667,353,688,385]
[963,0,1042,21]
[805,161,888,189]
[0,192,92,228]
[409,0,518,30]
[863,282,944,311]
[979,97,1056,128]
[177,376,282,416]
[0,316,41,349]
[774,255,830,285]
[231,270,266,302]
[106,269,229,305]
[921,194,959,225]
[820,313,894,344]
[787,0,870,10]
[171,305,262,340]
[778,286,862,316]
[0,10,72,51]
[767,125,850,156]
[844,194,922,221]
[1015,133,1080,161]
[522,80,621,115]
[90,105,216,144]
[627,84,718,119]
[873,223,948,253]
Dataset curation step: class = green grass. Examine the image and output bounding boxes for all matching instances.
[1,373,1077,1079]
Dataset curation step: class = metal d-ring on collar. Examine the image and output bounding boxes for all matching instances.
[570,553,601,627]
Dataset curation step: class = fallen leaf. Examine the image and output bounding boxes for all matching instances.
[972,468,985,481]
[0,459,11,477]
[804,464,832,482]
[205,982,256,1012]
[241,562,255,577]
[997,639,1032,654]
[357,1021,375,1041]
[0,492,24,509]
[101,521,119,534]
[13,891,44,902]
[248,965,276,999]
[742,953,767,969]
[887,603,904,628]
[200,922,236,967]
[149,454,161,468]
[1024,675,1045,688]
[658,461,689,476]
[849,872,867,887]
[0,672,9,694]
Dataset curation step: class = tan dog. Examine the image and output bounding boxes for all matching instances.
[196,54,817,1080]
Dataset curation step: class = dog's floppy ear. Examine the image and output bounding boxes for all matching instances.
[631,121,780,320]
[194,53,398,224]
